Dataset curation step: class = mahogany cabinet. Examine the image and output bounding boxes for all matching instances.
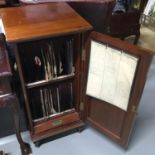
[0,2,153,148]
[0,2,92,145]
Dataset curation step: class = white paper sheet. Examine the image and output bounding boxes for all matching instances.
[86,41,138,111]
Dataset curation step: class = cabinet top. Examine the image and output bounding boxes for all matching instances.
[0,2,92,43]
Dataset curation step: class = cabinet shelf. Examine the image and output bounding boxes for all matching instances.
[33,110,80,135]
[26,73,75,89]
[33,108,75,123]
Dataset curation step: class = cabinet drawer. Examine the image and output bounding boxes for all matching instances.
[34,112,80,134]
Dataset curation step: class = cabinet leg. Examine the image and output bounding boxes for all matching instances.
[6,94,32,155]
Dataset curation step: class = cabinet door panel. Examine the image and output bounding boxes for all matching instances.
[85,32,153,148]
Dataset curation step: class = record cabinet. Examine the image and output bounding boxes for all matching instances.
[0,2,153,148]
[0,2,92,145]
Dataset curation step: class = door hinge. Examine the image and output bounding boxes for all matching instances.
[131,105,137,113]
[80,102,84,111]
[82,49,86,61]
[72,66,75,73]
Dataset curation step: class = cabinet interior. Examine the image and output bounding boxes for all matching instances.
[16,34,83,136]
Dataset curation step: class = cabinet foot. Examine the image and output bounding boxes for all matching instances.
[34,141,41,147]
[76,126,85,133]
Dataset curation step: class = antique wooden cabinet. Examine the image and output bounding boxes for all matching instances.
[0,2,92,145]
[0,2,153,148]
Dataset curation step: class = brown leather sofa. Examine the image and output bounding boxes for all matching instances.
[69,1,114,33]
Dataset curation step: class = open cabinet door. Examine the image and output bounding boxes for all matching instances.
[84,32,153,148]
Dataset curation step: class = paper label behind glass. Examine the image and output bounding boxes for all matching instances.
[86,41,138,111]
